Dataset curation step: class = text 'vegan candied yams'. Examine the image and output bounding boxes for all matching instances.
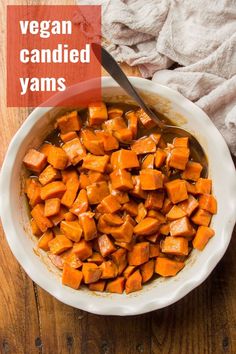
[23,102,217,294]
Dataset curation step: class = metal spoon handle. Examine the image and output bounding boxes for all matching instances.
[91,43,164,129]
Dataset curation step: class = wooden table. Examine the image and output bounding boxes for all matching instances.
[1,1,236,353]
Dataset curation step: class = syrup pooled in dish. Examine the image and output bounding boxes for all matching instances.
[23,102,217,294]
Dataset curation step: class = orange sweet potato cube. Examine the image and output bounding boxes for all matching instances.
[72,239,92,260]
[80,129,105,155]
[145,191,164,210]
[107,106,123,118]
[140,259,154,283]
[111,149,139,170]
[141,154,155,169]
[86,181,109,204]
[48,234,73,255]
[47,146,68,170]
[96,131,119,151]
[39,165,61,186]
[39,143,52,157]
[193,226,215,250]
[100,260,118,279]
[102,116,126,132]
[165,179,188,204]
[62,263,83,289]
[31,218,42,237]
[106,277,125,294]
[140,169,163,190]
[110,219,134,243]
[125,270,142,294]
[126,110,138,138]
[166,205,187,220]
[61,176,80,208]
[82,263,102,284]
[97,234,116,257]
[136,108,156,128]
[60,220,83,242]
[100,194,121,213]
[40,181,66,200]
[123,200,138,217]
[168,147,190,170]
[134,217,160,236]
[178,194,199,216]
[25,178,42,207]
[155,257,185,276]
[191,209,212,226]
[127,242,150,266]
[149,244,160,258]
[44,198,61,217]
[110,169,133,191]
[114,128,133,143]
[88,102,108,125]
[111,248,127,275]
[57,111,81,133]
[62,138,86,165]
[170,216,195,237]
[79,212,97,241]
[31,203,53,232]
[82,154,109,173]
[89,280,106,292]
[37,230,54,251]
[155,149,167,168]
[131,137,156,155]
[173,137,189,148]
[23,149,47,173]
[130,176,147,199]
[195,178,212,194]
[60,131,78,143]
[161,236,189,256]
[70,189,88,216]
[182,161,203,181]
[199,194,217,214]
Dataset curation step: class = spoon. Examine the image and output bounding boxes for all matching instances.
[91,43,208,174]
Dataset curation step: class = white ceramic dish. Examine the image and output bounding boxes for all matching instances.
[1,77,236,316]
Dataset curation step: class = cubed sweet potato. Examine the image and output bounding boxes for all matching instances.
[23,149,47,173]
[62,263,83,289]
[191,209,212,226]
[82,263,102,284]
[134,217,160,236]
[123,200,138,217]
[135,203,147,223]
[131,137,156,155]
[165,179,188,204]
[62,138,86,165]
[79,212,97,241]
[195,178,212,194]
[114,128,133,143]
[182,161,203,181]
[173,137,189,148]
[110,219,134,243]
[70,189,88,216]
[97,234,116,257]
[39,165,61,186]
[106,277,125,294]
[38,230,54,251]
[125,270,142,294]
[140,169,163,190]
[25,178,42,207]
[128,242,149,266]
[166,205,187,220]
[140,260,154,283]
[100,194,121,214]
[48,234,73,255]
[126,110,138,138]
[123,265,136,279]
[103,213,123,226]
[88,102,108,125]
[57,110,81,133]
[82,154,109,173]
[72,239,92,260]
[149,244,160,258]
[44,198,61,217]
[40,181,66,200]
[111,149,139,170]
[47,146,68,170]
[60,131,78,143]
[31,203,53,232]
[110,169,133,191]
[161,236,189,256]
[107,106,123,118]
[141,154,155,169]
[86,181,110,204]
[170,216,195,237]
[97,131,119,151]
[178,195,199,216]
[145,191,164,210]
[60,220,83,242]
[155,149,167,168]
[89,280,106,292]
[100,260,118,279]
[155,257,185,276]
[168,147,190,170]
[130,176,147,199]
[30,218,42,237]
[80,129,105,155]
[199,194,217,214]
[192,226,215,250]
[136,108,155,128]
[111,248,127,275]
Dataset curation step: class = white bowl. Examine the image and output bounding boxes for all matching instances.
[1,77,236,316]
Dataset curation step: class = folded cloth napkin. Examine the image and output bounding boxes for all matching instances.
[78,0,236,155]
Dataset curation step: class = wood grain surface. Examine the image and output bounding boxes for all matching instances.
[0,1,236,354]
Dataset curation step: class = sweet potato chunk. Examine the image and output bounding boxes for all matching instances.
[100,194,121,214]
[61,176,80,208]
[48,146,68,170]
[110,169,133,191]
[128,242,149,266]
[40,181,66,200]
[49,206,67,226]
[111,149,139,170]
[111,248,127,275]
[62,264,83,289]
[134,217,159,236]
[79,212,97,241]
[140,169,163,190]
[141,154,155,169]
[135,203,147,223]
[82,263,102,284]
[199,194,217,214]
[97,234,116,257]
[111,219,134,243]
[62,138,86,165]
[25,178,42,207]
[107,106,123,118]
[39,143,51,157]
[165,179,188,204]
[103,116,126,132]
[88,102,108,125]
[82,154,109,173]
[97,131,119,151]
[44,198,61,217]
[130,176,147,199]
[62,250,83,269]
[114,128,133,143]
[126,110,138,138]
[106,277,125,294]
[89,280,106,292]
[87,252,104,265]
[60,220,83,242]
[103,213,123,226]
[23,149,47,173]
[39,165,61,186]
[70,189,88,216]
[60,131,78,143]
[131,137,156,155]
[193,226,215,250]
[191,209,212,226]
[182,161,203,181]
[57,111,81,133]
[136,108,155,128]
[178,195,199,216]
[149,244,160,258]
[155,257,185,276]
[145,191,164,210]
[166,205,187,220]
[161,236,189,256]
[125,270,142,294]
[73,239,92,260]
[155,149,167,168]
[31,203,53,232]
[123,265,136,279]
[31,218,42,236]
[173,137,189,148]
[170,216,195,237]
[38,230,54,251]
[100,260,118,279]
[168,147,190,170]
[86,181,109,204]
[48,234,73,255]
[195,178,212,194]
[140,260,154,283]
[123,200,138,217]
